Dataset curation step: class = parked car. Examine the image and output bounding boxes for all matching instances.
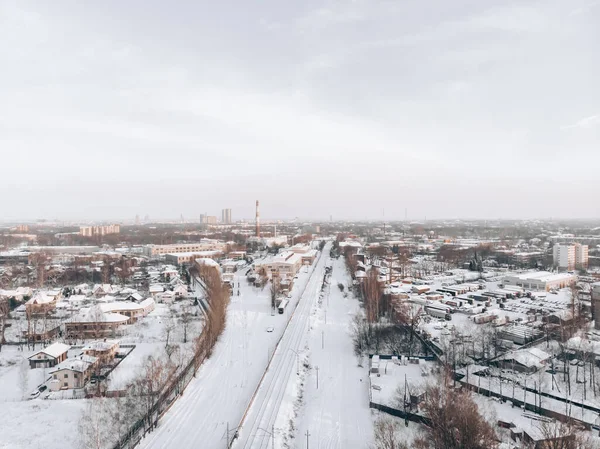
[38,385,48,392]
[29,390,40,400]
[266,327,274,333]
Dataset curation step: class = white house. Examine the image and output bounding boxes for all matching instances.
[28,342,70,369]
[49,355,98,390]
[149,284,165,296]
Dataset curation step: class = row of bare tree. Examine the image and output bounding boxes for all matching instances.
[374,373,598,449]
[79,263,231,449]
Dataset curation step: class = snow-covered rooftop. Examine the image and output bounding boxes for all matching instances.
[50,355,98,373]
[82,339,120,352]
[28,342,70,360]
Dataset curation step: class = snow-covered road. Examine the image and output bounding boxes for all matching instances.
[293,256,373,449]
[233,243,331,449]
[138,248,326,449]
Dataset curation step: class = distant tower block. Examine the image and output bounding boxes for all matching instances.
[255,200,261,237]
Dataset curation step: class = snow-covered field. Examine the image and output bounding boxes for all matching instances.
[0,347,47,402]
[0,398,84,449]
[137,251,325,449]
[292,256,374,449]
[0,346,86,449]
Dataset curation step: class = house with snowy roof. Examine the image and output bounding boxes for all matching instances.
[149,284,165,297]
[92,284,119,297]
[65,306,129,339]
[99,298,155,323]
[157,290,176,304]
[49,354,98,390]
[491,348,551,373]
[124,292,143,302]
[25,291,57,314]
[173,285,188,298]
[0,286,33,301]
[28,342,70,369]
[82,339,119,365]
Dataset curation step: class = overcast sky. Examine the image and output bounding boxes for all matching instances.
[1,0,599,222]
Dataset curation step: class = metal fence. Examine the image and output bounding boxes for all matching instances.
[111,328,211,449]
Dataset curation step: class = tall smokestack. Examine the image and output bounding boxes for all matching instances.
[255,200,260,237]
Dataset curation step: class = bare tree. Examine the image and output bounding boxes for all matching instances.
[190,261,230,366]
[0,298,9,352]
[392,301,423,357]
[29,252,48,288]
[129,355,174,431]
[372,417,409,449]
[19,359,29,400]
[270,271,281,311]
[89,306,106,340]
[535,419,596,449]
[256,266,268,288]
[343,246,359,279]
[163,313,177,360]
[116,256,131,285]
[363,267,383,323]
[179,304,192,344]
[78,398,114,449]
[418,378,498,449]
[101,256,113,285]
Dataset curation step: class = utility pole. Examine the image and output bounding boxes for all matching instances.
[404,373,408,426]
[305,430,311,449]
[316,366,319,389]
[512,379,515,408]
[321,331,324,349]
[272,424,275,449]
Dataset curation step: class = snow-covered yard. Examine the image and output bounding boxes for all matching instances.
[0,398,85,449]
[0,346,48,402]
[0,346,87,449]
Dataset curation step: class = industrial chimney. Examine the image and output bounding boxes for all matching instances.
[255,200,261,237]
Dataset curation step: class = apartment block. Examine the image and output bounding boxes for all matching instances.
[80,224,120,237]
[553,243,588,270]
[145,240,225,257]
[221,208,232,224]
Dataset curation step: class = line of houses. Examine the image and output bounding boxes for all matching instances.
[27,339,121,391]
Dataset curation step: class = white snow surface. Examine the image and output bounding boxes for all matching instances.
[292,256,374,449]
[234,244,332,449]
[138,249,326,449]
[0,346,85,449]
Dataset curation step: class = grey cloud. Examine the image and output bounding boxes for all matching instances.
[0,0,598,220]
